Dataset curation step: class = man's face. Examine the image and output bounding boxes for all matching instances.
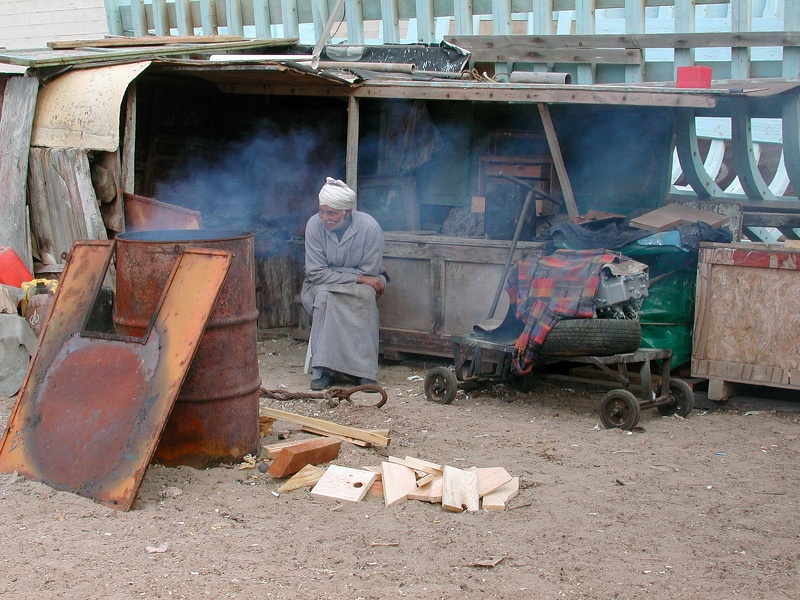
[319,205,349,231]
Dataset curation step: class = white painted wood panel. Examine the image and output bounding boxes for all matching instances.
[0,1,109,49]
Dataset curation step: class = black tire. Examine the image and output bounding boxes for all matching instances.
[424,366,458,404]
[599,389,641,430]
[508,372,537,393]
[541,318,641,357]
[658,379,695,417]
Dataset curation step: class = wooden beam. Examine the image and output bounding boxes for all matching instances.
[538,103,579,219]
[408,475,443,502]
[267,437,341,477]
[260,407,390,446]
[675,108,725,198]
[47,36,244,49]
[0,77,39,272]
[346,96,360,194]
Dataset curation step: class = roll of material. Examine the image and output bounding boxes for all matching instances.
[509,71,573,84]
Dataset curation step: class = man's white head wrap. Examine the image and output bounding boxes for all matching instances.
[318,177,356,210]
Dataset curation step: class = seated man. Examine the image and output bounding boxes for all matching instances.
[301,177,387,391]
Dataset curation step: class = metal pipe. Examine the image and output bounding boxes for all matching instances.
[509,71,573,84]
[487,188,536,321]
[498,172,565,206]
[316,61,416,74]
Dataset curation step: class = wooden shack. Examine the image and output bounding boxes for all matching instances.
[2,39,800,364]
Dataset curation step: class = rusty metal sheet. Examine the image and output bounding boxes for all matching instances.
[0,241,232,510]
[31,61,150,151]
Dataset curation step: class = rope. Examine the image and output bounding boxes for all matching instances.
[259,385,387,408]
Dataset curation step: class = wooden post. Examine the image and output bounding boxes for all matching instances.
[152,0,169,36]
[200,0,219,35]
[0,77,38,272]
[104,0,125,36]
[381,0,401,43]
[345,0,365,44]
[346,96,360,194]
[130,0,148,36]
[537,103,579,220]
[281,0,299,38]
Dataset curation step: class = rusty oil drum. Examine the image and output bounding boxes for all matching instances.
[114,230,261,468]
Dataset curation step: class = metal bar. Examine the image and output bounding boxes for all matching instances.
[487,189,536,320]
[498,172,565,206]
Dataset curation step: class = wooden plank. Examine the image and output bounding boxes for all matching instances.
[366,479,384,499]
[311,465,376,502]
[47,35,243,50]
[630,203,730,232]
[468,467,513,498]
[402,456,443,474]
[482,477,520,511]
[445,32,800,55]
[276,464,326,492]
[408,475,443,502]
[262,437,315,458]
[442,465,480,512]
[0,76,38,272]
[346,96,359,194]
[260,407,390,447]
[381,461,417,507]
[301,425,369,447]
[538,103,579,220]
[267,437,341,477]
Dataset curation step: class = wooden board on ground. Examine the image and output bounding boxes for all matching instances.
[263,437,313,459]
[260,407,390,447]
[630,203,730,232]
[311,465,377,503]
[442,465,480,512]
[381,461,417,507]
[268,437,341,478]
[366,479,384,499]
[408,475,443,503]
[276,464,326,492]
[482,477,520,511]
[402,456,443,474]
[468,467,513,497]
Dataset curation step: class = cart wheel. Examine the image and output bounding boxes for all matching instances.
[599,389,641,430]
[424,367,458,404]
[508,372,536,393]
[658,379,695,417]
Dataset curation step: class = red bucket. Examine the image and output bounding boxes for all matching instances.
[676,66,713,89]
[0,246,33,288]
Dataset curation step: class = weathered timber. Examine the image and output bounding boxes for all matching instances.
[0,76,38,271]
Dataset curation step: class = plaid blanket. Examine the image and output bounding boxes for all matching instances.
[505,249,619,374]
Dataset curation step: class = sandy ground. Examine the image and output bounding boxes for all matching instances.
[0,329,799,599]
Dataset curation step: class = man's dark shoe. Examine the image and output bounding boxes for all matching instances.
[311,372,334,391]
[358,378,378,386]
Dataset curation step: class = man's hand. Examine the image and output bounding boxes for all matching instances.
[357,275,386,296]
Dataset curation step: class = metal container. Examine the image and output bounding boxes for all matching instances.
[114,230,261,468]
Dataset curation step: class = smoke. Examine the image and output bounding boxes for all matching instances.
[154,119,343,240]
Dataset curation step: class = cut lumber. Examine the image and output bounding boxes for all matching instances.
[362,465,382,480]
[416,473,435,487]
[366,479,384,499]
[442,465,480,512]
[468,467,514,497]
[408,475,443,503]
[268,437,341,478]
[302,425,368,447]
[482,477,520,511]
[263,437,317,459]
[311,465,377,503]
[276,464,326,492]
[260,407,390,447]
[402,456,443,474]
[629,203,729,232]
[47,35,244,49]
[381,462,417,507]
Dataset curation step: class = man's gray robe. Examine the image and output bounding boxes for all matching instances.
[301,211,385,380]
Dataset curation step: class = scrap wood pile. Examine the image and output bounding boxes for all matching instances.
[259,407,519,512]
